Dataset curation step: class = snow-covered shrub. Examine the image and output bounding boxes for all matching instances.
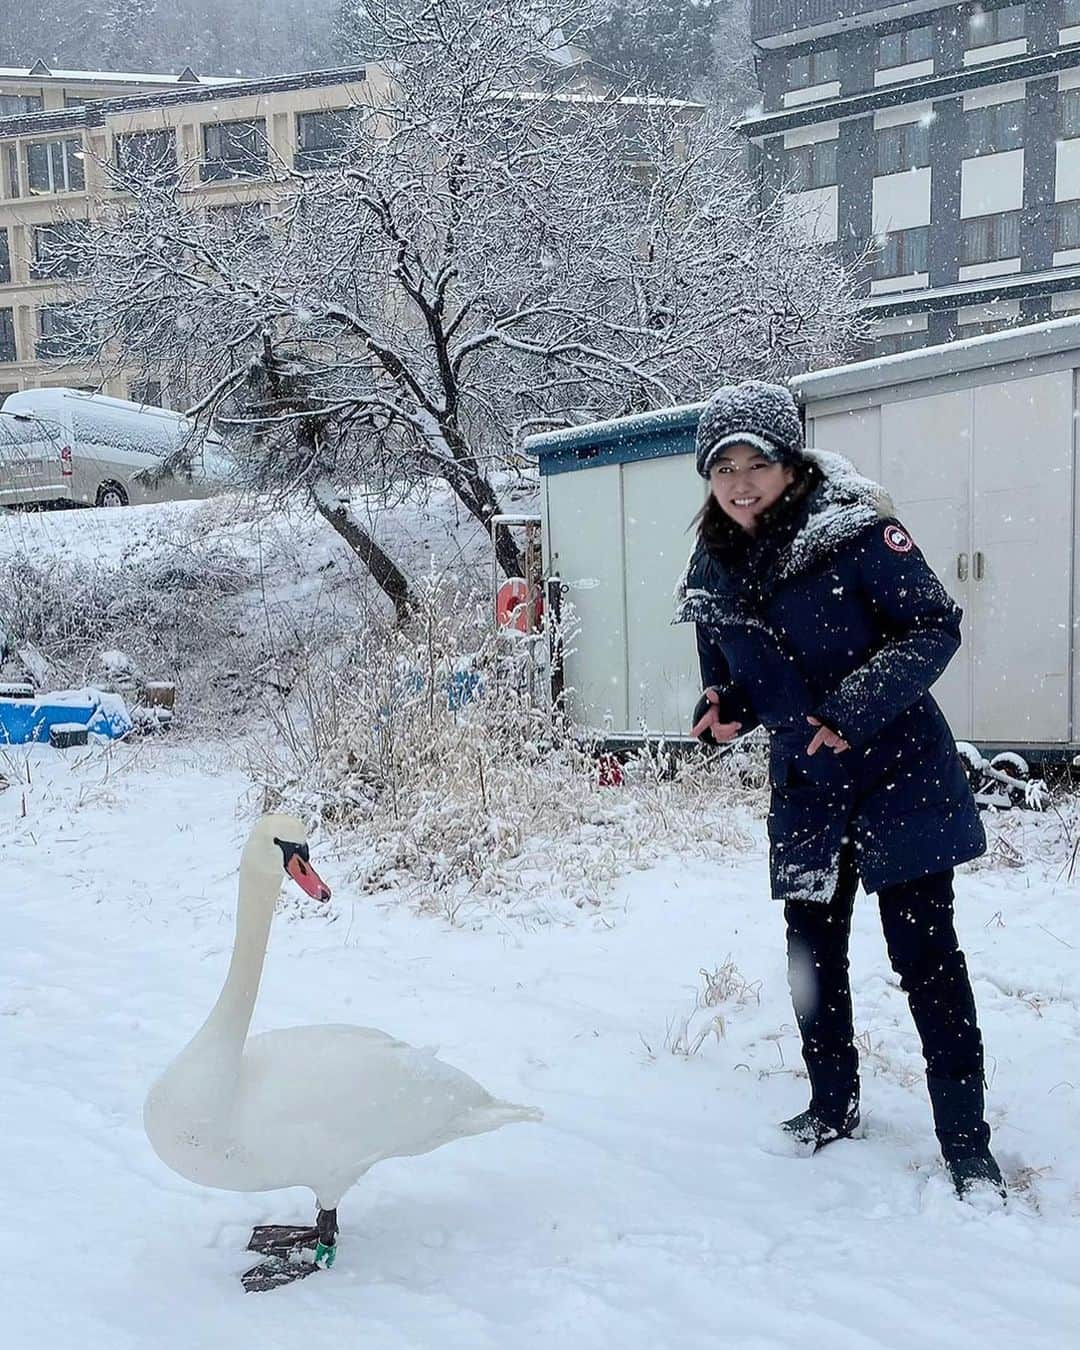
[257,583,765,924]
[0,534,251,717]
[966,780,1080,880]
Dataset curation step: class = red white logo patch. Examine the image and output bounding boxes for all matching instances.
[883,524,914,554]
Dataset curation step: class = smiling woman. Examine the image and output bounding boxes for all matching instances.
[674,379,1004,1202]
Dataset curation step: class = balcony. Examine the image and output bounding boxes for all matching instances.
[751,0,949,47]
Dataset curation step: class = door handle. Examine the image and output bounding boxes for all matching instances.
[973,551,985,581]
[957,552,968,581]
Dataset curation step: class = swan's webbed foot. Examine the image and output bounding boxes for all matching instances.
[242,1208,338,1288]
[241,1255,319,1293]
[247,1224,319,1257]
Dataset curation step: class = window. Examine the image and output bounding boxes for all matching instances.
[876,122,930,174]
[30,221,90,279]
[296,109,360,170]
[1060,88,1080,139]
[201,119,267,182]
[5,145,19,198]
[36,304,95,359]
[787,139,837,190]
[0,228,8,284]
[1057,200,1080,250]
[965,4,1025,49]
[961,210,1021,264]
[963,101,1024,156]
[115,129,178,182]
[0,93,43,115]
[874,227,929,278]
[871,329,927,357]
[128,378,163,407]
[877,26,933,69]
[0,308,14,362]
[786,47,839,91]
[1067,0,1080,25]
[26,138,85,194]
[206,200,272,245]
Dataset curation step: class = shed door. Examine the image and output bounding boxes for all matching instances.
[970,373,1074,743]
[544,463,627,733]
[880,390,974,739]
[622,454,702,734]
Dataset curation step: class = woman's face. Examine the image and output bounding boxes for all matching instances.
[708,442,795,534]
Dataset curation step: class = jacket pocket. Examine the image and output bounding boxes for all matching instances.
[769,737,853,792]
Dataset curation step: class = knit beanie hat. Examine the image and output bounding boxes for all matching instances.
[695,380,805,478]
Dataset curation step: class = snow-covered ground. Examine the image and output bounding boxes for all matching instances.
[3,736,1077,1350]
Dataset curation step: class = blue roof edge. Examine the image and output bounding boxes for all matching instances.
[525,402,705,476]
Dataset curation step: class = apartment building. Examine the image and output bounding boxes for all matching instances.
[0,62,392,404]
[741,2,1080,353]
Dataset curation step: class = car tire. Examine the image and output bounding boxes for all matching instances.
[96,481,129,508]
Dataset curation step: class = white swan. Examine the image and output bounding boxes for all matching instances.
[144,813,540,1289]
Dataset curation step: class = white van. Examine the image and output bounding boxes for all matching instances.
[0,387,234,509]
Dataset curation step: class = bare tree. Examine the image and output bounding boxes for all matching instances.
[58,0,865,620]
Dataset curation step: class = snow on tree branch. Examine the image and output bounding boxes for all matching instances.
[52,0,864,605]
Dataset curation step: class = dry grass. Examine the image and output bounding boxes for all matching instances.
[664,956,763,1058]
[252,584,767,925]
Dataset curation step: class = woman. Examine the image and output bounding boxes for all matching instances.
[673,379,1003,1200]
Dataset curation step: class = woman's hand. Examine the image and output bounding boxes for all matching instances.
[692,687,743,743]
[806,715,850,756]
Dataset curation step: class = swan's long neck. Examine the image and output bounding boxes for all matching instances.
[189,856,278,1058]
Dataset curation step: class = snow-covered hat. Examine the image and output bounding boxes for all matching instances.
[695,380,805,477]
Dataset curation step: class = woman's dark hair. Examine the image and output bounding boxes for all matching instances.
[691,458,823,557]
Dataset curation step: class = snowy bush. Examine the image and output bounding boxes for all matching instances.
[0,514,255,723]
[255,584,766,925]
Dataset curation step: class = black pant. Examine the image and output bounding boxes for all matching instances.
[783,848,992,1162]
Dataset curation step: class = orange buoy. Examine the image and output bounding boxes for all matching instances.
[496,577,543,632]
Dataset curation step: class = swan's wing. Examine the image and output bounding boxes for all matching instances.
[241,1020,494,1107]
[235,1025,512,1181]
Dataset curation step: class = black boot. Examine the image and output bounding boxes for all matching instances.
[778,1101,861,1156]
[947,1151,1006,1202]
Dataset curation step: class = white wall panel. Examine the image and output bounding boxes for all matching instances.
[963,39,1026,66]
[872,168,931,233]
[806,405,882,482]
[874,100,932,129]
[783,81,840,108]
[958,258,1022,281]
[1056,137,1080,202]
[782,185,838,243]
[962,81,1026,110]
[544,464,627,733]
[783,121,839,149]
[622,455,703,735]
[971,374,1074,742]
[957,301,1021,325]
[880,391,974,737]
[960,149,1024,218]
[870,272,930,295]
[875,60,933,87]
[872,313,929,337]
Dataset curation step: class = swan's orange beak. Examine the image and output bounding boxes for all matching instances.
[286,853,332,902]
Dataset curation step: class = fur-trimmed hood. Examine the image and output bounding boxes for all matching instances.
[673,449,894,627]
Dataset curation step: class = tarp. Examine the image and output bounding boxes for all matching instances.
[0,687,132,744]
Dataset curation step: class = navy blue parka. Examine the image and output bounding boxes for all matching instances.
[673,449,986,903]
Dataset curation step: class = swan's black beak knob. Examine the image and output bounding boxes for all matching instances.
[275,838,332,901]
